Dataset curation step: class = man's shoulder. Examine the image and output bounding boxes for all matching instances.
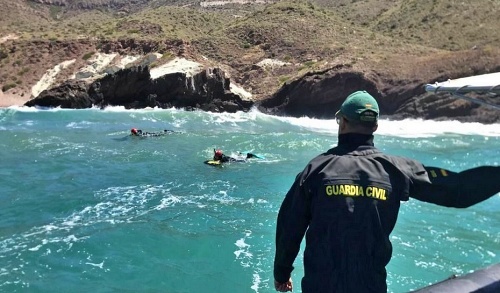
[374,152,426,174]
[379,152,421,164]
[313,148,425,171]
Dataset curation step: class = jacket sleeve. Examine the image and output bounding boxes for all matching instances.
[274,171,312,283]
[410,166,500,208]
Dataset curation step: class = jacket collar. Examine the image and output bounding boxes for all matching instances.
[337,133,374,147]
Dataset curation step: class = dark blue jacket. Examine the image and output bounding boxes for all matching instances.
[274,133,500,293]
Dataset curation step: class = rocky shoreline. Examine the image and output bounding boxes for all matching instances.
[1,0,500,124]
[23,62,499,124]
[25,65,254,112]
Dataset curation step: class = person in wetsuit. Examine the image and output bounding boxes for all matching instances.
[273,90,500,293]
[213,149,255,163]
[130,128,175,137]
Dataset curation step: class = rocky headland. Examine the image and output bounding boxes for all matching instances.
[1,0,499,123]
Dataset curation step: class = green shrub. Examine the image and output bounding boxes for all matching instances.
[304,60,316,67]
[49,5,62,20]
[18,68,30,76]
[278,75,290,84]
[2,83,16,92]
[82,52,95,60]
[0,49,7,60]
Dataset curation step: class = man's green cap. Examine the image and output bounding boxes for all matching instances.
[336,90,379,122]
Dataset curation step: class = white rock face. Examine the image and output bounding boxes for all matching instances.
[72,52,117,80]
[256,58,291,68]
[31,59,76,98]
[30,53,254,100]
[150,57,204,79]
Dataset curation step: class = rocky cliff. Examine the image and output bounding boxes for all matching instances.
[23,55,499,124]
[258,67,500,123]
[1,1,499,123]
[25,64,253,112]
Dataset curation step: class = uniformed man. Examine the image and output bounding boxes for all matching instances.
[273,90,500,293]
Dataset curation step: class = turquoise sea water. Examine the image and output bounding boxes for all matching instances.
[0,106,499,293]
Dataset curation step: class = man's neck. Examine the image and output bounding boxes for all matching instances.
[337,133,374,147]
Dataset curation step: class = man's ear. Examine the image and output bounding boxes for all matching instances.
[340,117,348,130]
[373,124,378,132]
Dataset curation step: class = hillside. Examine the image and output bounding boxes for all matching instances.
[0,0,499,117]
[311,0,500,51]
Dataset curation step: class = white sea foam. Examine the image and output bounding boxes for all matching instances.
[377,119,500,138]
[5,106,500,137]
[271,115,500,137]
[66,121,95,128]
[251,273,262,293]
[85,261,105,269]
[234,235,253,261]
[8,105,101,112]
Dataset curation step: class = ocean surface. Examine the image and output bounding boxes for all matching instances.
[1,106,499,293]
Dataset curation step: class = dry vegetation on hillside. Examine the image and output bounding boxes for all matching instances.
[1,0,499,102]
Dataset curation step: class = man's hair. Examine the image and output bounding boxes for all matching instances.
[346,118,377,133]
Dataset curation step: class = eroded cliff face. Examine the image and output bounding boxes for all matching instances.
[1,37,499,123]
[0,38,191,106]
[258,68,500,124]
[25,65,253,113]
[258,68,378,118]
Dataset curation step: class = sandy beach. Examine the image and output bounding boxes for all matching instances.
[0,91,30,108]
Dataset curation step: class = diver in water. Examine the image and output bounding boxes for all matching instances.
[130,128,175,137]
[212,149,258,163]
